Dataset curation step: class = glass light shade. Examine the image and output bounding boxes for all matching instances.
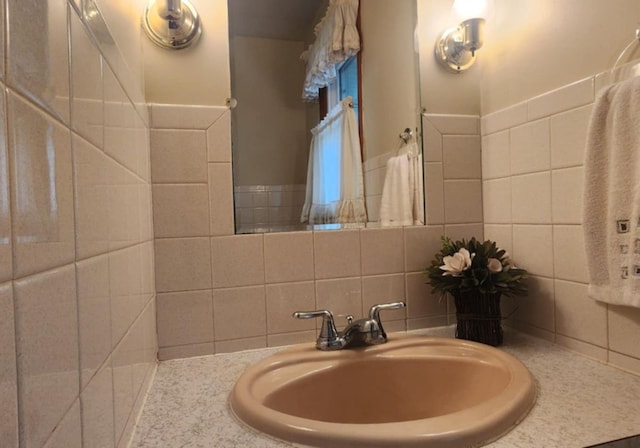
[453,0,488,20]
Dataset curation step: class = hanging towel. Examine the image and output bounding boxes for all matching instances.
[583,75,640,307]
[379,142,425,226]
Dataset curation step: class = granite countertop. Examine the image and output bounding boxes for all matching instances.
[131,328,640,448]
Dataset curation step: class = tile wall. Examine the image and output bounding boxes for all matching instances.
[150,105,486,360]
[234,184,306,233]
[0,1,157,447]
[482,72,640,375]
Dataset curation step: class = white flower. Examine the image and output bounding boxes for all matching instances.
[487,258,503,273]
[440,248,473,276]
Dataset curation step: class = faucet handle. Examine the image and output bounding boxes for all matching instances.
[292,309,342,350]
[368,301,406,322]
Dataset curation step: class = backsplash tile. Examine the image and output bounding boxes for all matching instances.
[150,130,208,183]
[7,0,70,123]
[0,88,12,282]
[0,282,18,447]
[314,230,361,279]
[510,119,550,175]
[211,234,265,288]
[527,77,594,121]
[213,286,267,340]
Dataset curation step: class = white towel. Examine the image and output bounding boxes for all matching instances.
[583,75,640,307]
[379,142,425,226]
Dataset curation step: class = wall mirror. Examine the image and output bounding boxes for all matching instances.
[228,0,423,234]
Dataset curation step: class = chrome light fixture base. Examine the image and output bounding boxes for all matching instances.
[143,0,201,50]
[435,18,485,73]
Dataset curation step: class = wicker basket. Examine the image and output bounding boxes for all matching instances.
[452,290,503,346]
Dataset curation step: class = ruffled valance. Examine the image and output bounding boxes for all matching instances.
[301,0,360,102]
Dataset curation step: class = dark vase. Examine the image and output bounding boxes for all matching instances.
[452,290,503,346]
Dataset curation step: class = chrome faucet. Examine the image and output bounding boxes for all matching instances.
[292,301,406,351]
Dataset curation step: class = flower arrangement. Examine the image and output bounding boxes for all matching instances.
[426,236,527,298]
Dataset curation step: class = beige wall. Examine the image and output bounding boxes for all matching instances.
[416,0,482,115]
[230,36,309,186]
[361,0,421,160]
[143,0,231,106]
[0,1,157,447]
[481,0,640,114]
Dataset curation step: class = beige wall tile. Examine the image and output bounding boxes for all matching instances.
[150,129,207,183]
[424,163,444,225]
[103,67,139,175]
[73,135,110,260]
[443,135,481,179]
[264,232,314,283]
[70,12,103,149]
[149,104,225,130]
[154,237,212,293]
[551,167,583,224]
[404,225,444,273]
[510,119,550,175]
[407,315,449,331]
[550,104,592,169]
[76,255,111,388]
[208,163,235,236]
[0,282,18,447]
[8,93,76,278]
[481,130,510,180]
[362,274,406,321]
[268,331,317,347]
[211,234,264,288]
[483,224,513,256]
[80,362,115,448]
[43,399,81,448]
[314,230,361,279]
[608,305,640,360]
[511,172,552,224]
[0,89,12,283]
[213,286,266,340]
[157,290,213,348]
[445,224,483,242]
[483,178,511,224]
[422,116,442,162]
[553,225,589,283]
[158,343,215,361]
[215,337,267,354]
[109,247,146,348]
[527,77,594,121]
[266,282,315,333]
[207,111,231,162]
[443,180,483,224]
[405,272,446,318]
[608,351,640,376]
[555,279,607,347]
[360,228,404,276]
[424,114,479,135]
[316,278,363,329]
[106,159,140,251]
[555,335,607,362]
[152,184,210,238]
[7,0,70,123]
[512,225,553,277]
[510,276,555,332]
[111,334,134,445]
[481,102,527,135]
[14,265,79,448]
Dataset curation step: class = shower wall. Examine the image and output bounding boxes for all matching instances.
[0,0,156,447]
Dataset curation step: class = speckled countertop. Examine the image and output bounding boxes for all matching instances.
[131,328,640,448]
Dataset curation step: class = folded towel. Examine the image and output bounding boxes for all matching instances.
[379,142,424,226]
[583,75,640,307]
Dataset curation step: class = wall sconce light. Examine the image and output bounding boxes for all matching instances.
[434,0,488,73]
[143,0,202,50]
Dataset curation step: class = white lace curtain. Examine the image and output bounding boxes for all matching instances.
[301,0,360,101]
[301,97,367,224]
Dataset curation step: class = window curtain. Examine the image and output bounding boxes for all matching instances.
[301,97,367,224]
[301,0,360,101]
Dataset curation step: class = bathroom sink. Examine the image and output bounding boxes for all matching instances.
[229,334,536,448]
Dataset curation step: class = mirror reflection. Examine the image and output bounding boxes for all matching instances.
[228,0,423,234]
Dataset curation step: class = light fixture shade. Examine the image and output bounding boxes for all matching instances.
[453,0,489,20]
